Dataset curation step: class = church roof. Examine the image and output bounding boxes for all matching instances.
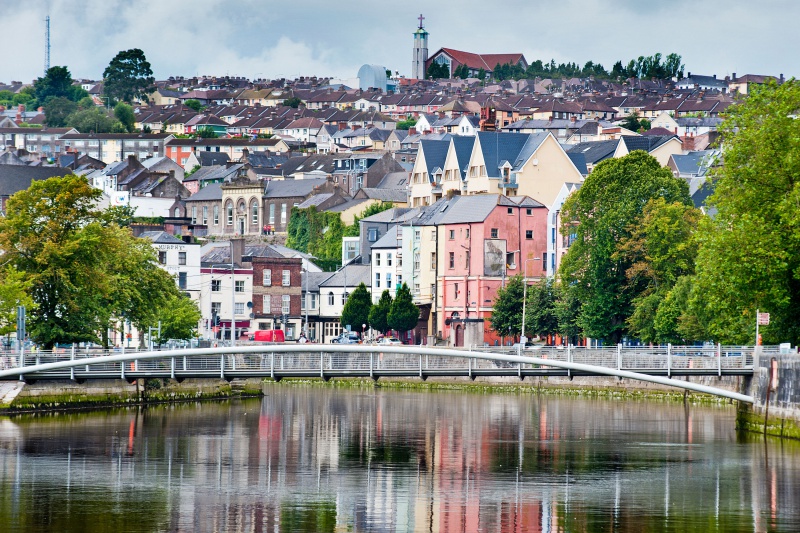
[430,48,526,71]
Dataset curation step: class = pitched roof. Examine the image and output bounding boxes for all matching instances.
[419,139,450,179]
[139,231,185,244]
[565,140,619,166]
[476,132,530,178]
[0,165,71,197]
[185,182,223,202]
[371,224,403,249]
[620,135,679,153]
[319,263,371,288]
[197,152,230,166]
[263,177,328,198]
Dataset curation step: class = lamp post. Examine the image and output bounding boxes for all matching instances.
[520,257,541,343]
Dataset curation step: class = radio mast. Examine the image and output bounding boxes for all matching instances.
[44,15,50,73]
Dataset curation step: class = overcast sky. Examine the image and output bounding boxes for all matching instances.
[3,0,797,85]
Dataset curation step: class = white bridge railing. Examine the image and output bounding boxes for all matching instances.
[0,344,765,403]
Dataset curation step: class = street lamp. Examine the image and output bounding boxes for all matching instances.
[520,257,541,343]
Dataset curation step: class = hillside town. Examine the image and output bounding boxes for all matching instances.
[0,17,789,350]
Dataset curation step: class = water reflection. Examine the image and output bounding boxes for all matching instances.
[0,386,798,532]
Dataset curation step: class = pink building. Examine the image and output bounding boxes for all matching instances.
[435,195,548,346]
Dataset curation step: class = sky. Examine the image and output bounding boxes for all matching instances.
[2,0,797,85]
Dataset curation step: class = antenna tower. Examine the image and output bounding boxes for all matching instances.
[44,15,50,74]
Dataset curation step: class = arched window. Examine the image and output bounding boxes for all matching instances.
[174,207,180,217]
[251,200,259,225]
[328,291,334,306]
[226,201,233,225]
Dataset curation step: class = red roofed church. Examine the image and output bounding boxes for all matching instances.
[426,47,528,78]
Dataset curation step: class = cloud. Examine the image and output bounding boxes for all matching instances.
[1,0,796,85]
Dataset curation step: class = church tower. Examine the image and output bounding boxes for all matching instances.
[411,14,428,79]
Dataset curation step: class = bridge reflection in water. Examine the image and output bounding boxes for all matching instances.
[0,344,762,403]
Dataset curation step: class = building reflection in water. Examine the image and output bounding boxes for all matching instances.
[0,386,798,532]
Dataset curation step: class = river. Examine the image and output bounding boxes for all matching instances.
[0,384,798,532]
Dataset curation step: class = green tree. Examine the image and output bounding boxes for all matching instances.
[103,48,155,103]
[490,275,525,339]
[184,99,203,112]
[559,151,691,343]
[197,126,219,138]
[524,278,559,341]
[66,107,124,133]
[12,87,36,108]
[282,97,303,108]
[43,97,77,127]
[690,79,800,344]
[388,283,419,334]
[555,284,582,344]
[396,117,417,131]
[114,102,136,132]
[368,290,393,334]
[341,283,372,334]
[0,175,177,348]
[621,113,643,132]
[426,62,449,79]
[0,268,35,337]
[34,66,84,104]
[155,293,201,343]
[77,96,96,110]
[615,198,701,343]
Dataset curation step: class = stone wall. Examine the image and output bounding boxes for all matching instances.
[738,354,800,439]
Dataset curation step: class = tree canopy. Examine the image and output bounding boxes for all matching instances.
[388,283,419,333]
[368,289,393,334]
[426,62,449,80]
[66,107,125,133]
[490,275,525,339]
[559,151,691,343]
[341,283,371,334]
[0,175,185,348]
[114,102,136,132]
[689,79,800,345]
[34,66,87,105]
[103,48,155,103]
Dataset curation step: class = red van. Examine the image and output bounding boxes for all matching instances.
[251,329,285,343]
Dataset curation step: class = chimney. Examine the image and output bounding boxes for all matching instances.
[169,170,175,180]
[128,154,137,165]
[230,238,246,267]
[780,73,785,83]
[732,73,736,81]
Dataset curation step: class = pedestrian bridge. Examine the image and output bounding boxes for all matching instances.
[0,344,759,403]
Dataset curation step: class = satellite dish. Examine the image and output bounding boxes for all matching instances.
[246,301,253,308]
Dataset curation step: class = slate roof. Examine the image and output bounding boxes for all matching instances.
[376,171,409,189]
[326,198,370,213]
[476,132,530,178]
[360,207,414,223]
[297,193,334,208]
[419,139,450,179]
[263,177,328,198]
[565,140,619,166]
[511,132,550,172]
[0,165,71,197]
[139,231,185,244]
[303,271,334,291]
[357,188,408,202]
[319,264,371,288]
[197,152,230,166]
[671,150,719,177]
[185,182,223,202]
[452,136,474,179]
[620,135,678,153]
[566,152,588,175]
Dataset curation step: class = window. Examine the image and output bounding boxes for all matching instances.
[301,293,306,310]
[202,206,208,225]
[375,272,381,287]
[526,208,532,215]
[235,280,245,292]
[490,228,498,239]
[263,269,272,286]
[191,207,197,224]
[506,252,516,269]
[414,230,420,241]
[158,251,167,264]
[178,252,186,265]
[552,227,556,243]
[431,228,437,241]
[466,228,470,239]
[341,292,347,305]
[263,294,271,313]
[281,203,287,224]
[507,207,513,215]
[328,291,334,306]
[386,273,392,288]
[309,293,317,309]
[375,253,381,267]
[414,252,420,272]
[282,295,291,314]
[211,302,221,316]
[449,229,455,240]
[211,279,221,292]
[251,201,259,225]
[465,250,470,269]
[397,274,402,286]
[526,230,533,239]
[213,205,219,225]
[542,252,547,265]
[282,270,291,286]
[269,204,275,224]
[226,201,233,225]
[178,272,187,289]
[174,207,180,217]
[234,302,244,316]
[449,252,455,269]
[431,252,436,270]
[454,283,459,298]
[387,253,392,266]
[368,227,378,242]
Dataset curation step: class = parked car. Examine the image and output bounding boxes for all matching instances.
[332,332,360,344]
[249,330,285,343]
[378,337,402,345]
